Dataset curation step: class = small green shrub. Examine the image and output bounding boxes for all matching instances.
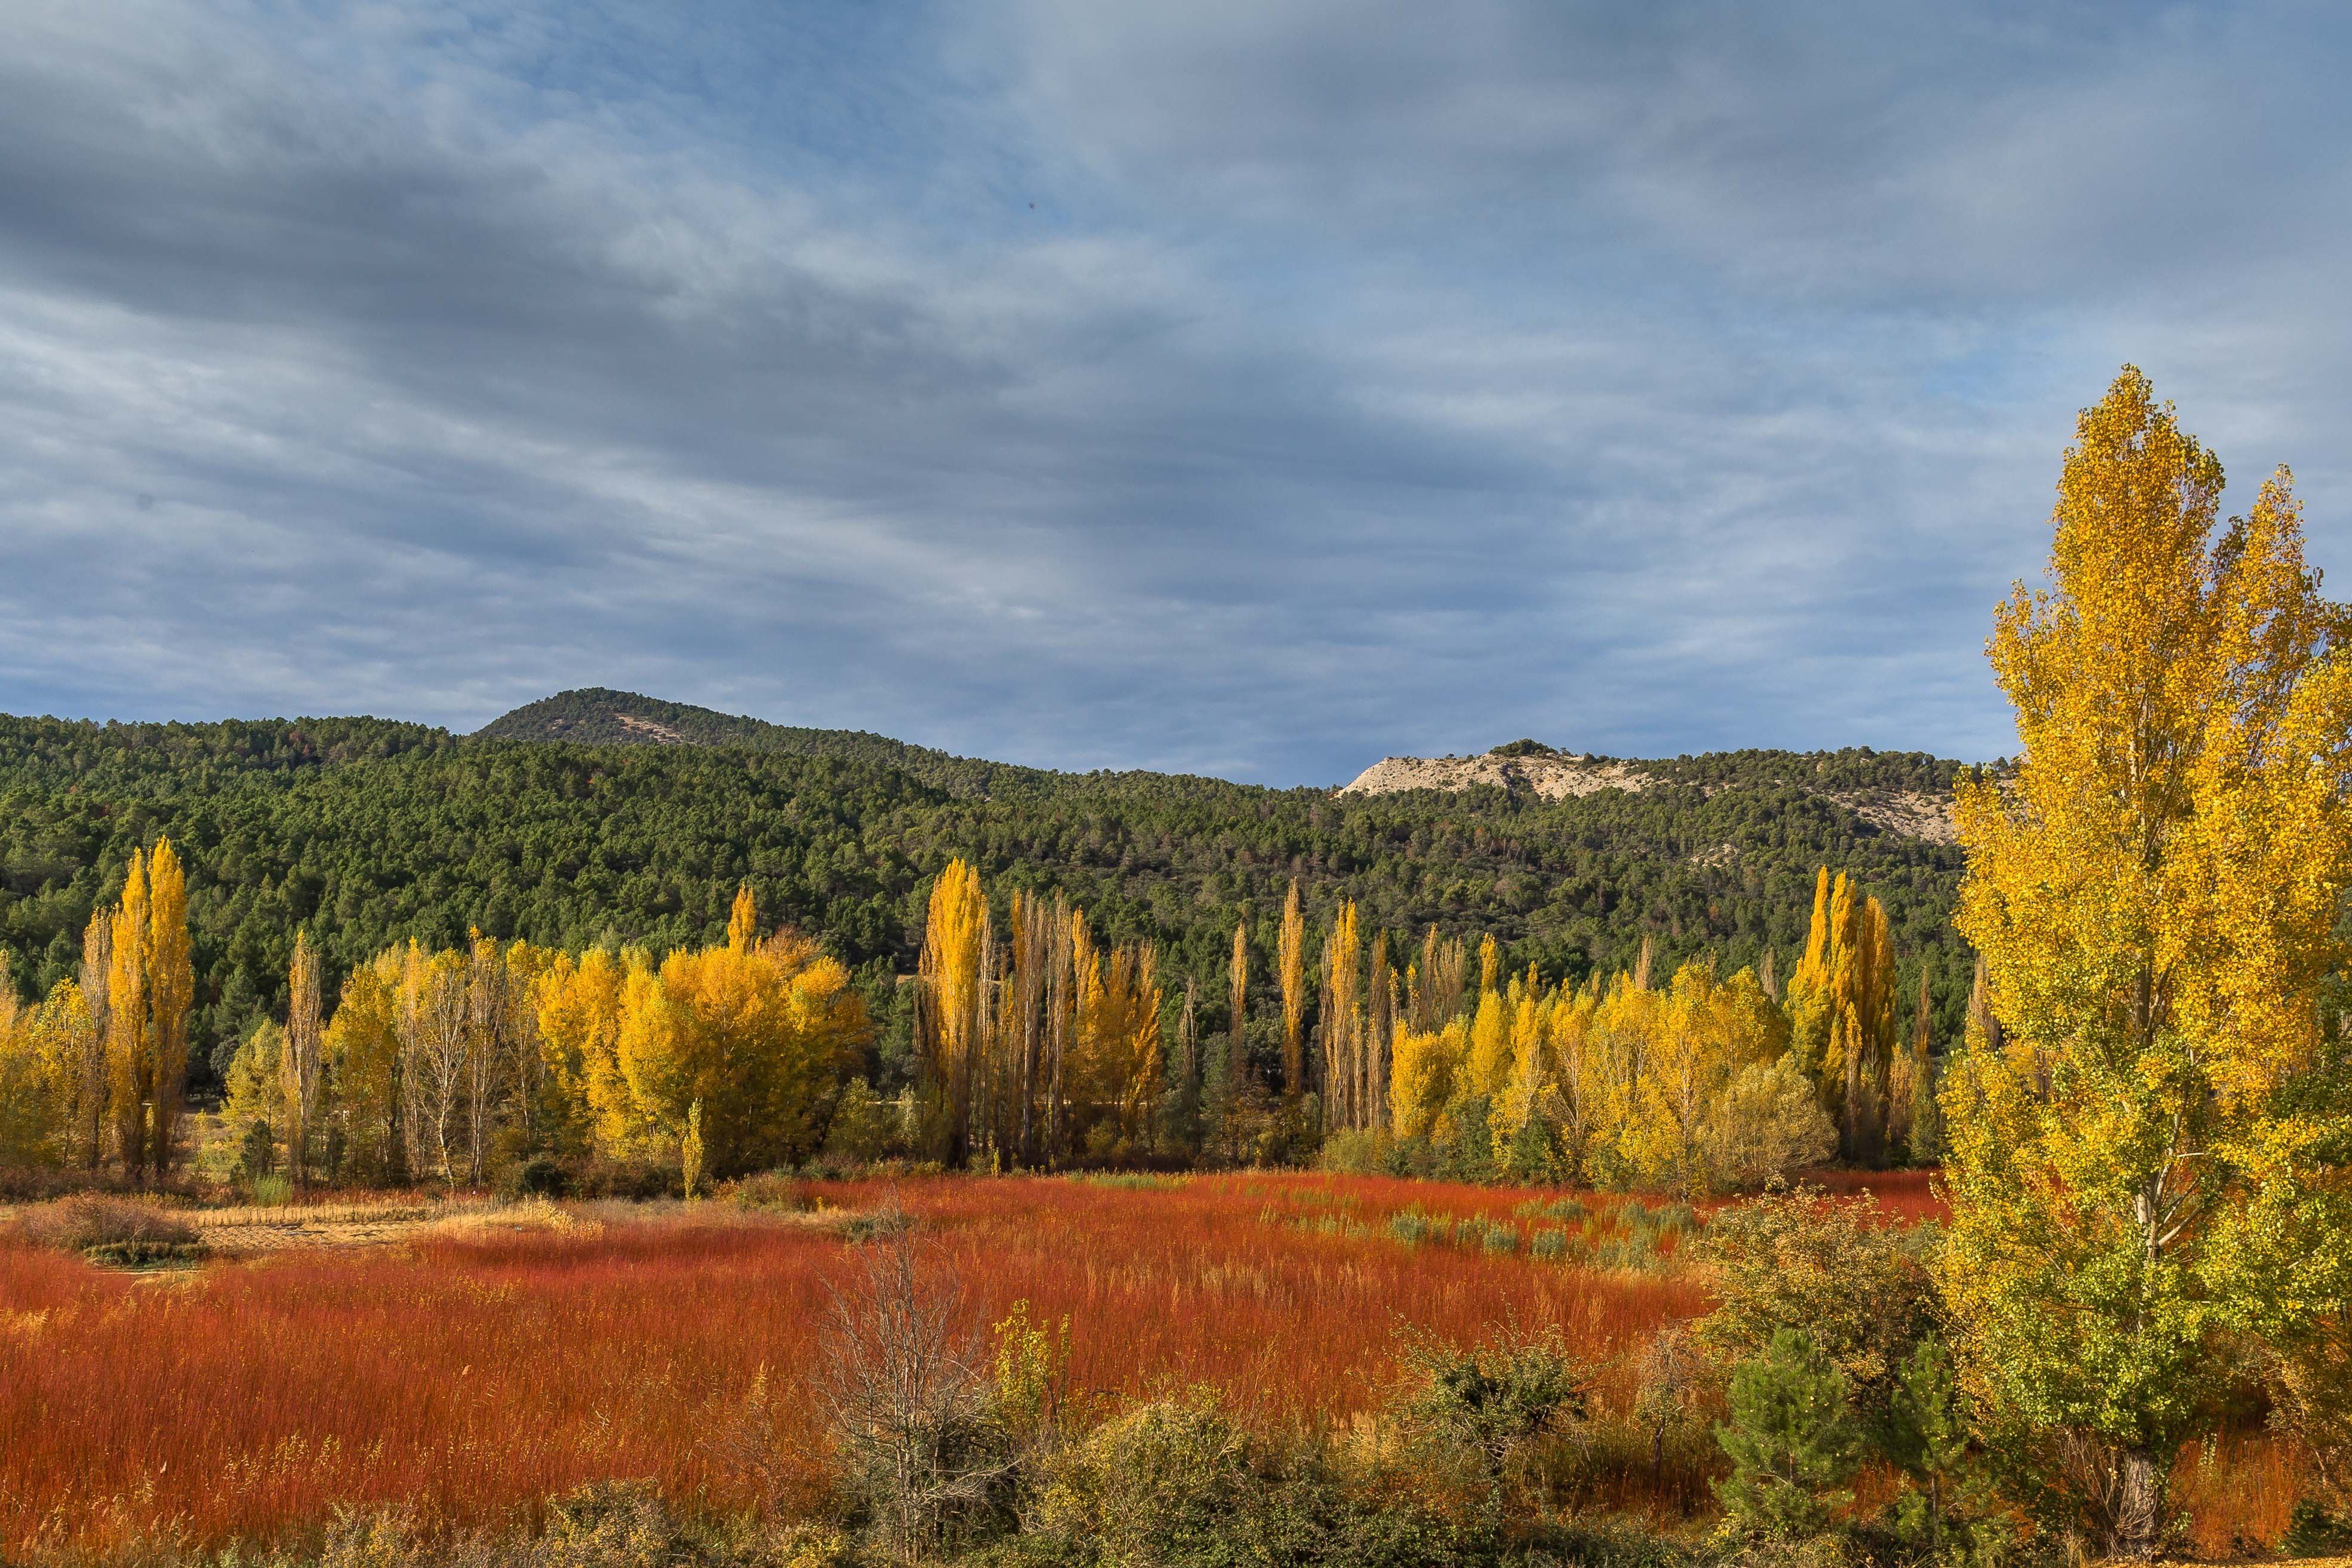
[506,1155,573,1199]
[1529,1228,1567,1261]
[840,1207,913,1242]
[1022,1389,1507,1568]
[2284,1499,2352,1556]
[249,1172,294,1207]
[16,1195,204,1262]
[1481,1225,1518,1255]
[84,1240,210,1269]
[1389,1212,1430,1246]
[729,1170,809,1212]
[1318,1128,1396,1176]
[1395,1321,1594,1475]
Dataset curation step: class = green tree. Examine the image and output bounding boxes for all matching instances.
[1715,1328,1862,1539]
[1881,1338,1972,1552]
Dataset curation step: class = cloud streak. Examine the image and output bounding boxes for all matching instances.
[1,0,2345,782]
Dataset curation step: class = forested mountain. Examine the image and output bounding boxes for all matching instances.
[476,688,1064,800]
[0,700,1984,1092]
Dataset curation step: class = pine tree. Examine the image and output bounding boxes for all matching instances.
[1715,1328,1862,1539]
[1883,1339,1972,1552]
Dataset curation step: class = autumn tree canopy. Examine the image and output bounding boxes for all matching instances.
[1942,367,2352,1557]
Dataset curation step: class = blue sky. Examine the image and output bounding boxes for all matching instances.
[3,1,2346,784]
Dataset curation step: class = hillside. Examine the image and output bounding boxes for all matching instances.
[475,688,1058,800]
[0,707,1982,1087]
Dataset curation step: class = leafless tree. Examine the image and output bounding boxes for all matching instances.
[1634,1318,1706,1483]
[817,1202,1011,1563]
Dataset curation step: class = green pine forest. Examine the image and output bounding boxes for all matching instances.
[0,689,1979,1095]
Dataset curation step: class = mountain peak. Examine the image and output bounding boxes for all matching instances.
[473,689,1050,801]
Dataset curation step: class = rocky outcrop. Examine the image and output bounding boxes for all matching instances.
[1341,752,1961,845]
[1339,753,1654,800]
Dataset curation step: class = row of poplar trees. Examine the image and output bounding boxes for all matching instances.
[0,841,195,1179]
[905,856,1948,1191]
[2,885,870,1188]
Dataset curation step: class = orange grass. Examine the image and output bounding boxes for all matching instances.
[1788,1167,1949,1224]
[0,1174,1705,1554]
[0,1171,2294,1557]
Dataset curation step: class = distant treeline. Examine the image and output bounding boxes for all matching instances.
[0,712,1976,1092]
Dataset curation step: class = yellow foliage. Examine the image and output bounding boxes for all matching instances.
[606,929,865,1175]
[1390,1018,1466,1141]
[1391,949,1814,1195]
[1942,368,2352,1543]
[1278,880,1306,1098]
[1465,988,1513,1101]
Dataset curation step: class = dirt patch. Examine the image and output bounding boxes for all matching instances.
[1830,789,1959,845]
[189,1201,445,1255]
[613,712,688,743]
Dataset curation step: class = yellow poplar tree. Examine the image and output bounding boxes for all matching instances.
[282,930,323,1188]
[106,852,152,1175]
[916,860,988,1163]
[101,840,195,1180]
[1784,865,1897,1160]
[1320,901,1360,1127]
[1942,368,2352,1557]
[144,839,192,1175]
[325,951,410,1182]
[534,946,628,1163]
[1228,918,1248,1080]
[728,883,757,952]
[1390,1018,1467,1142]
[0,983,43,1165]
[1277,880,1305,1101]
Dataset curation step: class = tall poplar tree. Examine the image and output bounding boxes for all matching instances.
[1942,368,2352,1557]
[146,838,192,1175]
[106,853,152,1176]
[1227,918,1248,1083]
[1277,880,1305,1102]
[282,930,323,1188]
[915,860,988,1166]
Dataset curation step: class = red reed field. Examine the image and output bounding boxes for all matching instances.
[0,1170,2290,1559]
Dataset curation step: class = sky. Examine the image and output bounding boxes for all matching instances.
[3,1,2347,785]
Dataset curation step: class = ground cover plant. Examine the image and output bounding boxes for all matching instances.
[0,1169,2306,1565]
[0,1173,1718,1555]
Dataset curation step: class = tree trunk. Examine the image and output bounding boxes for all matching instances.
[2112,1445,2165,1559]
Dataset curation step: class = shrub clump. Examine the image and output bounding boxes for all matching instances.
[11,1194,208,1267]
[727,1170,811,1212]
